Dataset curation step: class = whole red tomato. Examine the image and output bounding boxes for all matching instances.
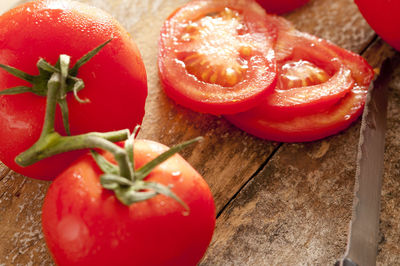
[355,0,400,51]
[0,0,147,180]
[256,0,309,14]
[42,139,216,266]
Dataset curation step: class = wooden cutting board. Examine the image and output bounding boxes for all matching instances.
[1,0,399,265]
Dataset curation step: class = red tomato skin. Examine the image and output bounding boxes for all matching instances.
[42,139,216,266]
[225,90,367,142]
[355,0,400,51]
[256,0,309,14]
[0,1,147,180]
[158,0,278,115]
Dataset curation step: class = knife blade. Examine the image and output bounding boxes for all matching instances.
[337,58,394,266]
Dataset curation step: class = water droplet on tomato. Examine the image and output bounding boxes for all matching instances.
[172,171,181,177]
[56,215,92,257]
[111,239,119,248]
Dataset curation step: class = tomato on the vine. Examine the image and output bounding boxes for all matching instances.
[225,15,374,142]
[42,139,216,266]
[158,0,277,115]
[355,0,400,51]
[256,0,310,14]
[0,0,147,180]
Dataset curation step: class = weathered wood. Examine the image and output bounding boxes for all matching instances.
[377,56,400,265]
[0,162,52,265]
[0,0,398,265]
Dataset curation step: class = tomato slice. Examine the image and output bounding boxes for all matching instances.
[158,0,277,115]
[261,16,356,117]
[225,88,369,142]
[225,16,374,142]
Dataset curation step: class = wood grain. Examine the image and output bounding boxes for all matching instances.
[377,55,400,265]
[0,0,399,265]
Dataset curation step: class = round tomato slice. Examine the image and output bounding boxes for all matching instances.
[225,16,374,142]
[158,0,277,115]
[261,16,356,117]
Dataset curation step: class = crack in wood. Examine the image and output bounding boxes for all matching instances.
[360,35,379,55]
[0,168,11,182]
[216,143,283,218]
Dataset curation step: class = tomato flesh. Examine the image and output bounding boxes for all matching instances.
[250,16,356,118]
[225,16,374,142]
[158,0,277,115]
[42,140,216,266]
[278,60,330,89]
[177,8,251,87]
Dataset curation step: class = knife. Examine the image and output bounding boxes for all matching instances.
[336,58,394,266]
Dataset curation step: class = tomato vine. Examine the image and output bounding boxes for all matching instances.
[1,40,201,207]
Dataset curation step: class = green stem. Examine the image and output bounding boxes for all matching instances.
[42,72,60,135]
[16,130,130,167]
[58,54,72,135]
[83,135,133,180]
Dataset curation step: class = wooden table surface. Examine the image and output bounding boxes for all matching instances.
[1,0,399,265]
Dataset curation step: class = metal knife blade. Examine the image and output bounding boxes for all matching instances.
[337,59,394,266]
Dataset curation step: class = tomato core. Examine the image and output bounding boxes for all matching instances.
[278,60,330,90]
[177,8,252,87]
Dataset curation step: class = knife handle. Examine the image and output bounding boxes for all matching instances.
[335,258,358,266]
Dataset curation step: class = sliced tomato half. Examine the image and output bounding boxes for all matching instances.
[225,16,374,142]
[261,16,358,117]
[158,0,277,115]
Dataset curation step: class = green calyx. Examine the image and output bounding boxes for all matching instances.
[92,127,202,209]
[0,38,112,135]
